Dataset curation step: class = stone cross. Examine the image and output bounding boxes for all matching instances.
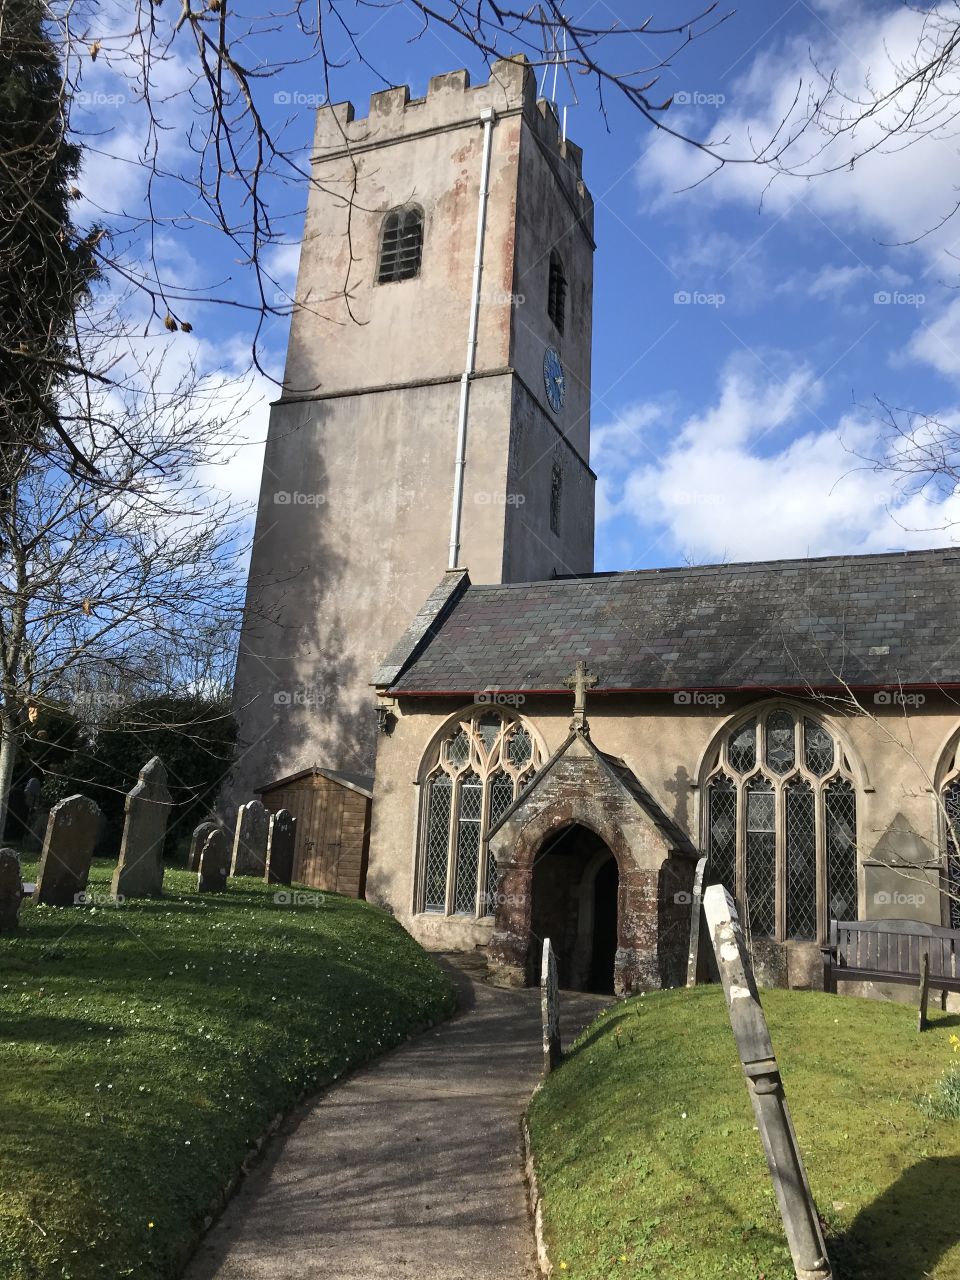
[197,828,230,893]
[703,884,833,1280]
[34,794,102,906]
[685,854,708,987]
[111,757,173,899]
[230,799,270,877]
[564,660,598,730]
[187,820,218,873]
[0,848,23,932]
[265,809,297,885]
[541,937,561,1073]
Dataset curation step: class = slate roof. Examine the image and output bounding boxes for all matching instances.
[384,548,960,694]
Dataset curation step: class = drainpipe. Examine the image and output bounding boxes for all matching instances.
[448,106,497,570]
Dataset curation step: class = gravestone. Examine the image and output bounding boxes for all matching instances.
[0,848,23,931]
[685,855,708,987]
[230,800,270,877]
[703,884,833,1280]
[187,820,218,872]
[541,937,561,1073]
[265,809,296,885]
[34,794,101,906]
[197,829,230,893]
[111,757,173,899]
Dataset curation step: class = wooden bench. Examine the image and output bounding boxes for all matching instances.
[822,918,960,1031]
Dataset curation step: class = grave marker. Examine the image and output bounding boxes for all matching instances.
[34,794,101,906]
[112,757,173,898]
[541,937,561,1074]
[703,884,833,1280]
[686,854,708,987]
[0,848,23,931]
[187,820,218,872]
[230,800,270,877]
[265,809,296,885]
[197,829,230,893]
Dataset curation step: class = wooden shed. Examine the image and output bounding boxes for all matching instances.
[256,767,373,897]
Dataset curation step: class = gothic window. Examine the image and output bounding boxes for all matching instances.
[548,250,566,333]
[377,206,423,283]
[704,707,858,942]
[939,745,960,928]
[550,461,563,535]
[418,709,543,917]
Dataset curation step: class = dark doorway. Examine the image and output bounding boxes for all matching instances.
[529,824,619,992]
[588,856,619,994]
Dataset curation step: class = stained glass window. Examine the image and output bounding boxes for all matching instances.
[423,773,452,912]
[728,719,757,774]
[944,781,960,930]
[708,773,737,892]
[826,779,858,921]
[804,718,834,777]
[745,778,776,938]
[453,772,483,915]
[765,710,796,775]
[786,780,816,940]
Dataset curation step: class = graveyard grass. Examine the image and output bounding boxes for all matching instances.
[529,985,960,1280]
[0,860,456,1279]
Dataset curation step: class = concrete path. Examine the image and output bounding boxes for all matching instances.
[186,958,608,1280]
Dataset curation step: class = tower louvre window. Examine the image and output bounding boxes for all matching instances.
[550,461,563,535]
[377,206,424,283]
[547,251,566,333]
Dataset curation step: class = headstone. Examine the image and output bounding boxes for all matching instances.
[0,848,23,931]
[265,809,296,885]
[703,884,833,1280]
[230,799,270,877]
[197,829,230,893]
[686,855,708,987]
[187,820,218,872]
[111,756,173,899]
[541,937,561,1073]
[34,794,101,906]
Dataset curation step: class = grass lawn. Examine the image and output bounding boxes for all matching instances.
[0,859,456,1279]
[528,985,960,1280]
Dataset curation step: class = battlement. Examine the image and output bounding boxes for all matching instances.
[314,55,586,189]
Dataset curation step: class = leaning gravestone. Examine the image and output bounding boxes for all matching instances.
[230,800,270,877]
[197,829,230,893]
[685,854,709,987]
[265,809,296,885]
[703,884,833,1280]
[111,756,173,899]
[541,937,561,1074]
[187,820,218,872]
[34,794,102,906]
[0,848,23,932]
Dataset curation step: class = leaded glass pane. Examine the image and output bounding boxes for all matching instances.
[786,780,816,940]
[745,777,776,938]
[445,728,470,769]
[453,772,482,915]
[944,783,960,929]
[423,773,452,911]
[708,774,737,893]
[826,778,858,921]
[803,719,834,777]
[477,713,501,756]
[507,726,533,768]
[483,772,515,915]
[765,710,796,775]
[728,719,757,774]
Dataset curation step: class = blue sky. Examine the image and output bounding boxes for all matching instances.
[75,0,960,575]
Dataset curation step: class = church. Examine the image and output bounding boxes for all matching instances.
[233,55,960,995]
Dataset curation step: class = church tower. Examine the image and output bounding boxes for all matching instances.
[232,55,595,800]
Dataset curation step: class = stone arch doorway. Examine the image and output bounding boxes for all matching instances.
[529,824,619,993]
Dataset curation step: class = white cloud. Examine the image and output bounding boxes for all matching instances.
[908,296,960,379]
[598,361,960,561]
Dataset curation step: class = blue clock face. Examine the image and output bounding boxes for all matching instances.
[543,347,565,413]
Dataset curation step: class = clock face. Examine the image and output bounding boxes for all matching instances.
[543,346,565,413]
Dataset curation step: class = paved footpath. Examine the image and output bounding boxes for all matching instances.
[186,958,607,1280]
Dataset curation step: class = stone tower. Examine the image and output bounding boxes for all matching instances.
[231,55,595,798]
